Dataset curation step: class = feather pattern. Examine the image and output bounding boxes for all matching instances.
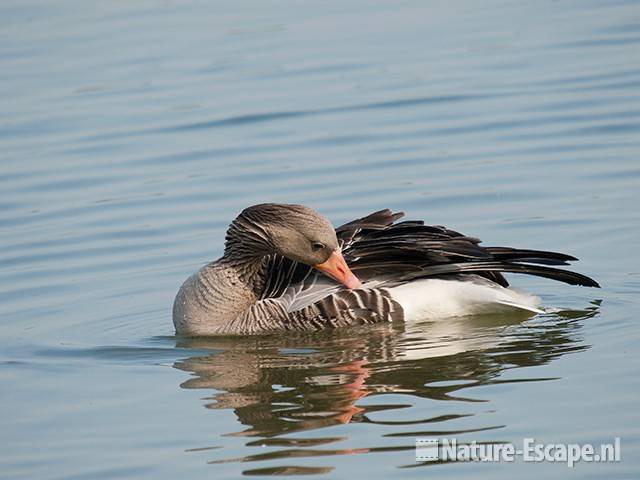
[337,210,598,288]
[259,209,597,319]
[263,209,598,318]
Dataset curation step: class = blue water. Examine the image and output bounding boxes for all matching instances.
[1,0,639,478]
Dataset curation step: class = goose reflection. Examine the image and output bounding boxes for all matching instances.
[173,304,598,470]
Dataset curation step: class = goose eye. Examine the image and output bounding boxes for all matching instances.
[312,242,325,252]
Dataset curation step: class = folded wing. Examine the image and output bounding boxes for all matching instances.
[262,208,599,315]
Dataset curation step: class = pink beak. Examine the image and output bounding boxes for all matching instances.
[314,250,362,289]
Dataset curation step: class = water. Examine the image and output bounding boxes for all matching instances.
[1,0,639,478]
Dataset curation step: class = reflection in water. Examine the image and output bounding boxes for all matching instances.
[174,304,599,474]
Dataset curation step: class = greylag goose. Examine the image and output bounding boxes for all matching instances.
[173,203,599,336]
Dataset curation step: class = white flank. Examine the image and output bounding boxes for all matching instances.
[388,277,543,321]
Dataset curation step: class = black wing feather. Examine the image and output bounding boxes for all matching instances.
[336,210,599,289]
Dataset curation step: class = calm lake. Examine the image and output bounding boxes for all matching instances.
[1,0,639,478]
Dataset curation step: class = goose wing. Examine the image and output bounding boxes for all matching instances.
[339,209,599,288]
[261,209,598,318]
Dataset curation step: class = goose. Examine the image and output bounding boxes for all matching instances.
[173,203,599,336]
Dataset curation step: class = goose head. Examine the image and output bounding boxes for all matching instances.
[227,203,362,289]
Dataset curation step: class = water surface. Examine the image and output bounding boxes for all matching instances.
[1,0,639,478]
